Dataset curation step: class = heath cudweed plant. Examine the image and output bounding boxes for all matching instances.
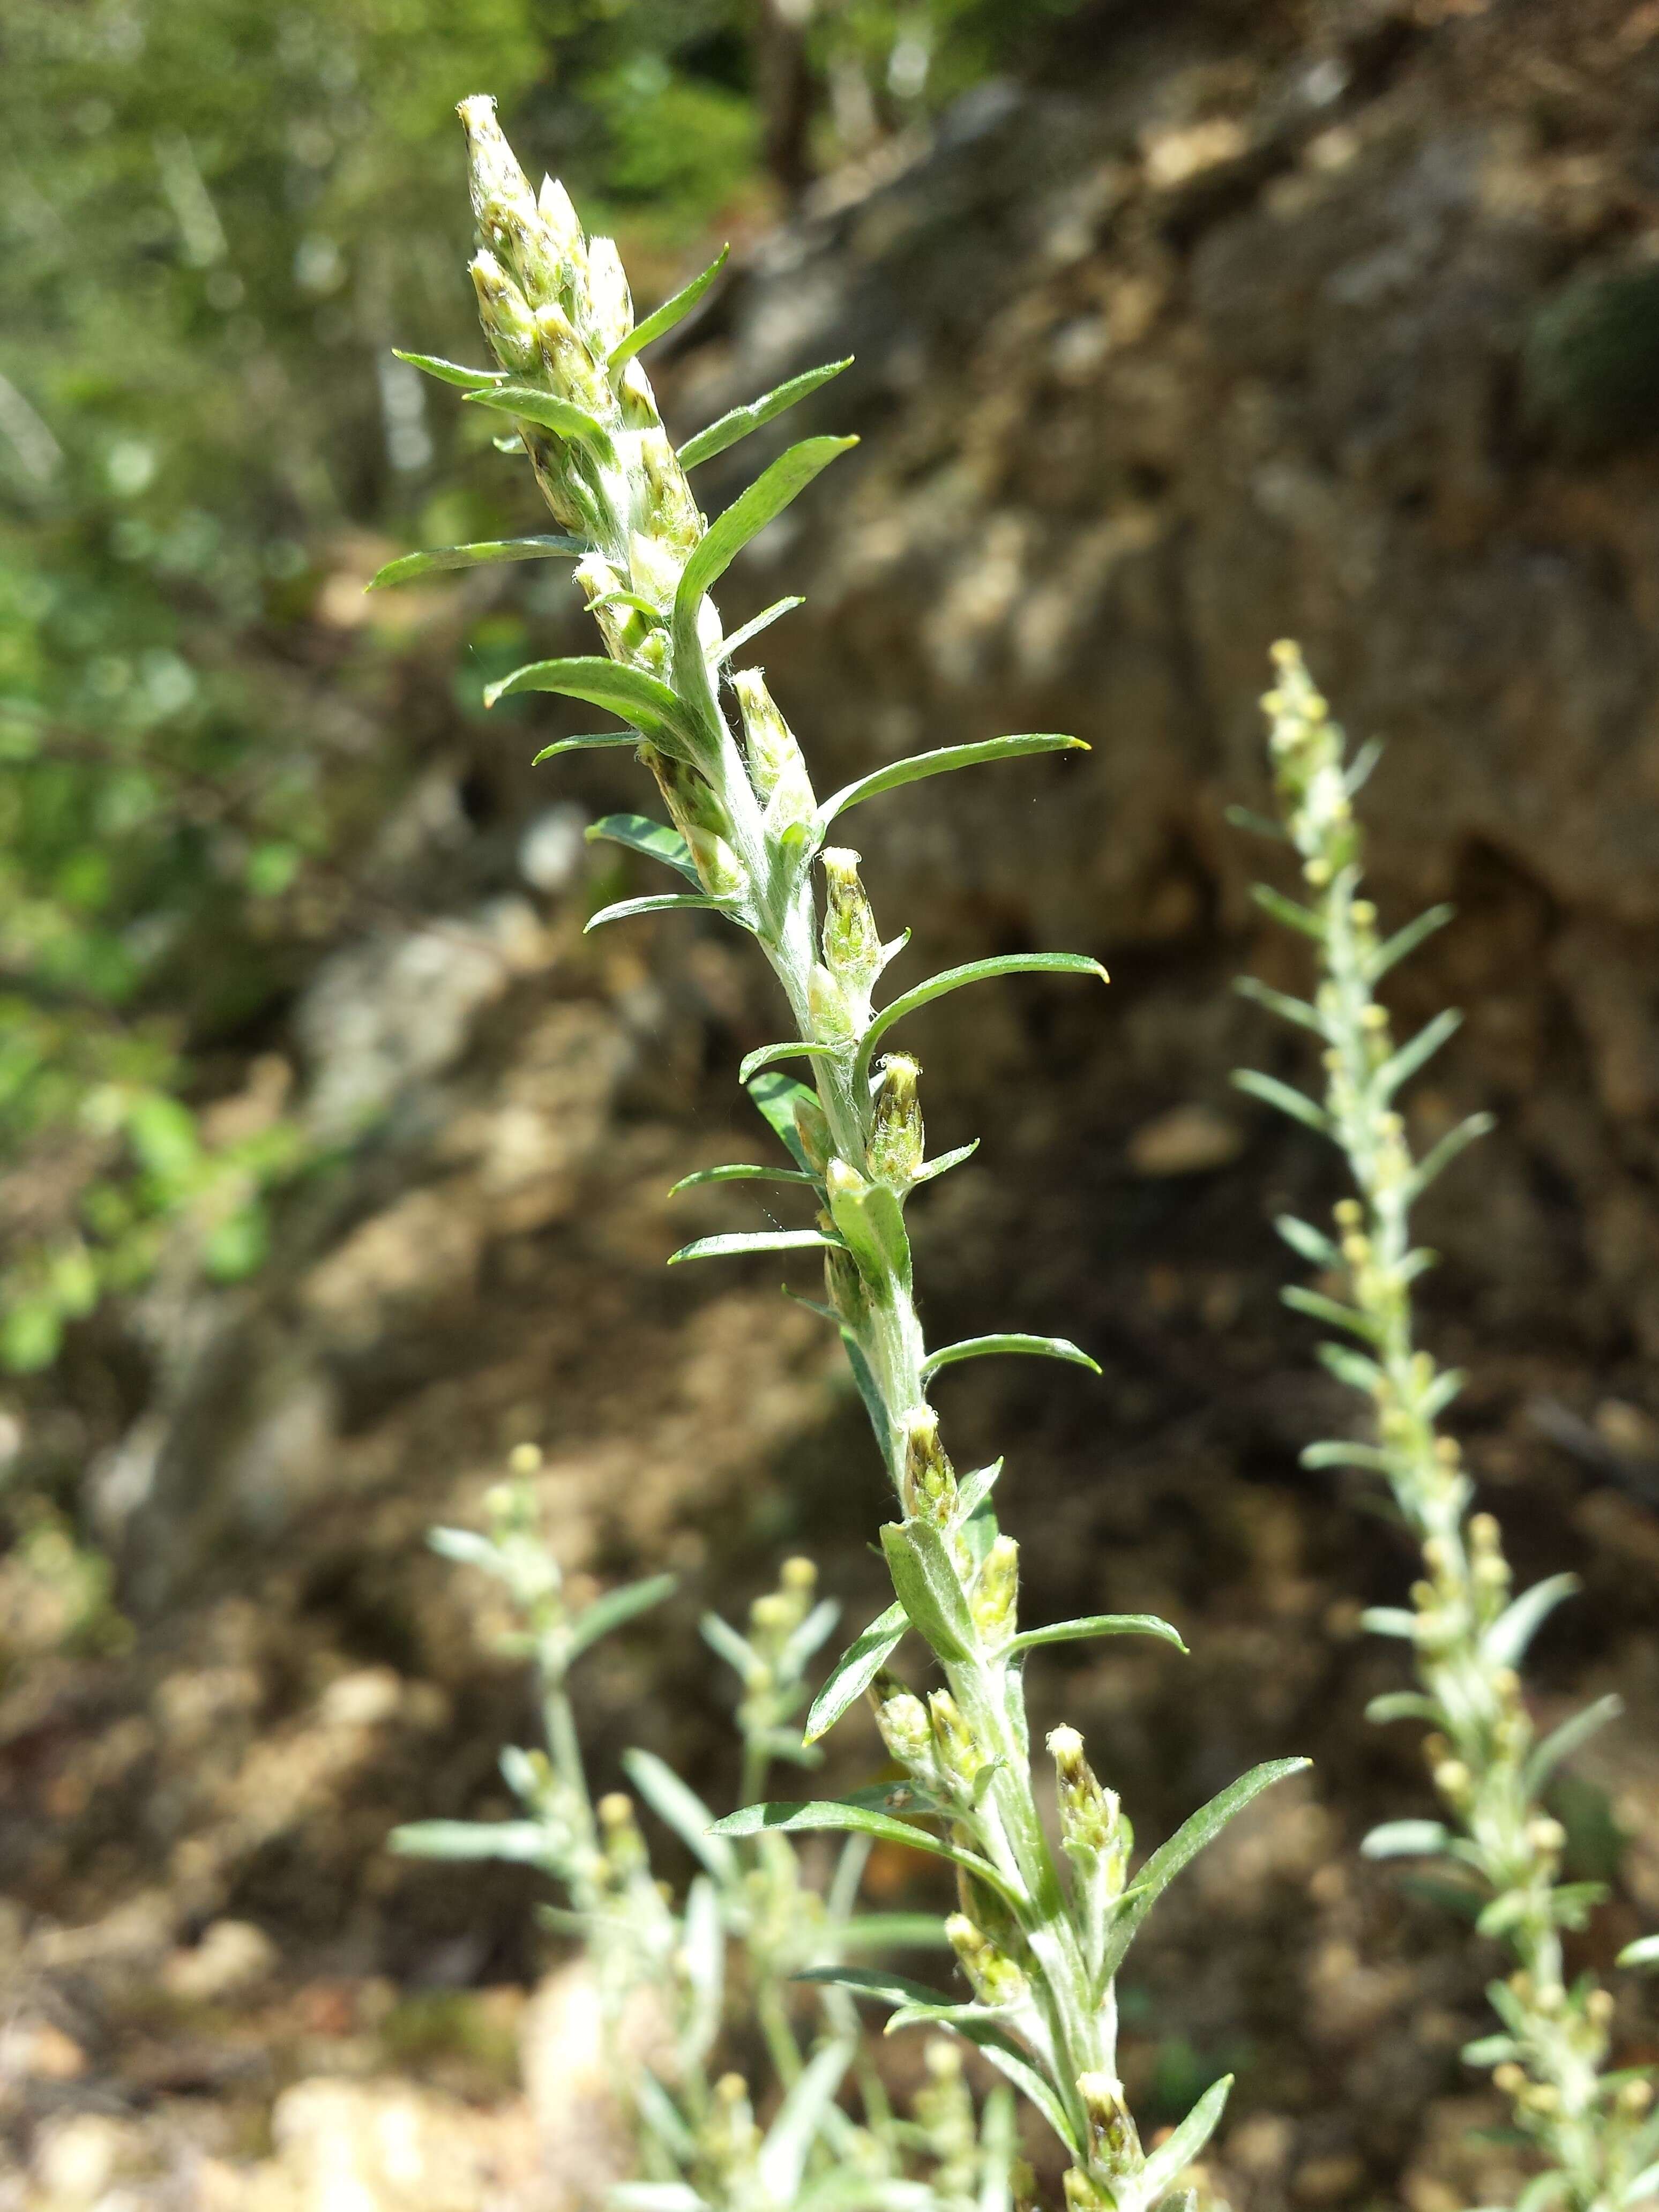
[377,94,1309,2212]
[1235,643,1659,2212]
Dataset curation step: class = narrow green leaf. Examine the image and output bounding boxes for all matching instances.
[483,655,692,741]
[836,1914,948,1950]
[700,1612,759,1682]
[1007,1612,1186,1656]
[1344,735,1385,795]
[1231,1067,1331,1137]
[679,357,853,468]
[957,1460,1004,1517]
[586,814,699,888]
[881,1519,976,1664]
[746,1070,818,1170]
[715,596,804,664]
[1223,805,1287,843]
[1525,1692,1623,1794]
[392,348,505,390]
[1282,1284,1379,1339]
[1140,2075,1233,2201]
[1483,1572,1580,1669]
[369,535,586,589]
[674,437,857,654]
[1461,2032,1522,2068]
[531,730,644,763]
[428,1527,503,1574]
[1376,1007,1463,1101]
[1233,975,1326,1035]
[566,1572,677,1662]
[921,1333,1100,1381]
[1619,1933,1659,1969]
[1362,1819,1451,1859]
[668,1229,842,1267]
[709,1802,1021,1907]
[670,1162,816,1194]
[464,385,615,454]
[804,1601,908,1744]
[390,1818,549,1864]
[1301,1439,1393,1473]
[978,2084,1018,2212]
[1366,903,1454,982]
[585,893,722,934]
[963,2039,1081,2159]
[738,1038,844,1084]
[758,2042,852,2203]
[819,735,1086,828]
[841,1328,890,1441]
[1316,1341,1385,1393]
[796,1964,952,2008]
[913,1139,980,1184]
[857,953,1107,1081]
[1403,1112,1495,1204]
[1275,1214,1341,1268]
[1100,1758,1310,1979]
[1251,883,1326,940]
[622,1748,737,1884]
[609,244,730,369]
[1361,1606,1419,1639]
[1365,1692,1443,1725]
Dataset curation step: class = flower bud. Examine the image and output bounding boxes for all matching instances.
[823,1237,868,1327]
[928,1690,983,1786]
[1077,2071,1141,2177]
[733,669,815,829]
[636,428,701,555]
[469,250,540,373]
[533,298,608,415]
[597,1790,647,1880]
[537,173,582,254]
[1049,1724,1131,1894]
[808,962,856,1045]
[868,1055,924,1187]
[820,847,881,997]
[972,1533,1020,1640]
[585,235,633,356]
[793,1095,832,1175]
[946,1912,1027,2006]
[870,1671,933,1768]
[458,95,537,236]
[901,1406,957,1522]
[628,529,680,610]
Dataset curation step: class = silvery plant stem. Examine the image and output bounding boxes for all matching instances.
[1237,643,1658,2212]
[381,95,1308,2212]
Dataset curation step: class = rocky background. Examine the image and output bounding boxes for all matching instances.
[6,1,1659,2207]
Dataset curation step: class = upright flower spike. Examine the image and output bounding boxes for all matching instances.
[1235,642,1659,2212]
[386,105,1304,2211]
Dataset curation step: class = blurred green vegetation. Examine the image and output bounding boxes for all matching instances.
[0,0,1077,1378]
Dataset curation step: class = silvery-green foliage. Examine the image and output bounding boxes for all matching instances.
[378,94,1313,2212]
[1235,643,1659,2212]
[395,1471,1000,2210]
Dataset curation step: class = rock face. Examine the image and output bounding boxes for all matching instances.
[7,4,1659,2207]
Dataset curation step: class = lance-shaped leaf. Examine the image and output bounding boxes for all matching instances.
[1619,1933,1659,1969]
[1007,1612,1186,1656]
[1361,1819,1452,1859]
[835,1913,949,1951]
[483,656,696,750]
[1366,902,1454,982]
[392,348,505,390]
[587,813,701,887]
[1275,1214,1342,1269]
[1231,1067,1332,1137]
[1223,804,1287,843]
[670,1161,817,1195]
[818,735,1086,828]
[565,1571,676,1663]
[882,1519,976,1664]
[679,357,854,468]
[857,953,1108,1082]
[608,244,729,369]
[1360,1606,1418,1639]
[738,1038,844,1084]
[757,2041,852,2203]
[711,1801,1022,1907]
[914,1139,980,1184]
[715,596,804,665]
[977,2085,1018,2212]
[921,1333,1099,1382]
[828,1172,911,1294]
[1316,1341,1385,1392]
[1251,883,1326,940]
[464,385,615,455]
[668,1228,843,1267]
[1482,1572,1579,1668]
[428,1526,503,1574]
[622,1748,737,1884]
[1365,1691,1442,1725]
[585,893,723,934]
[1098,1758,1309,1980]
[1282,1284,1379,1340]
[1234,974,1326,1035]
[1374,1007,1462,1102]
[531,730,644,763]
[842,1328,889,1441]
[1403,1111,1495,1204]
[389,1818,550,1864]
[958,1460,1004,1517]
[1301,1439,1394,1473]
[634,2067,700,2165]
[804,1600,908,1744]
[747,1069,818,1170]
[674,436,858,672]
[1524,1692,1623,1794]
[368,534,587,589]
[1138,2075,1234,2203]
